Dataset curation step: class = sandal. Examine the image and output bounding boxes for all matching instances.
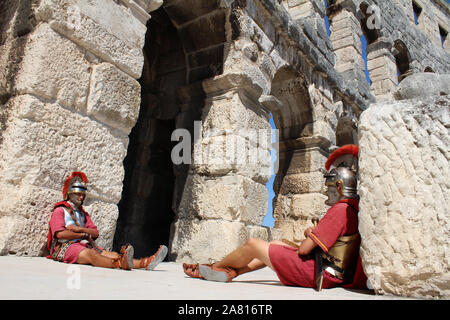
[182,263,213,279]
[114,244,134,270]
[199,264,238,282]
[138,245,168,270]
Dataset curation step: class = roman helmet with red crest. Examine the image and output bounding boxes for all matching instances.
[323,144,359,199]
[62,171,88,201]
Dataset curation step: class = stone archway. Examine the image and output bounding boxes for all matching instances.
[113,1,229,258]
[268,67,329,243]
[393,40,412,83]
[112,8,182,258]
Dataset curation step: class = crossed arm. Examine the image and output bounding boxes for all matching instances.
[296,227,317,256]
[55,225,99,241]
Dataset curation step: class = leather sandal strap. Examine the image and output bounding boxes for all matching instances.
[139,257,151,268]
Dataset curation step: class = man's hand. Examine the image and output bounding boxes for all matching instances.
[296,236,317,256]
[66,224,84,233]
[304,227,314,238]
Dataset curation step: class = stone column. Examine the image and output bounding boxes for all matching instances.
[367,40,398,101]
[169,73,274,263]
[273,137,329,243]
[329,9,366,79]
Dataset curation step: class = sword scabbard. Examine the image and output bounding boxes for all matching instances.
[312,218,323,291]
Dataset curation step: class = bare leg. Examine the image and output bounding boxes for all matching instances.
[234,240,294,276]
[236,258,265,276]
[77,248,117,268]
[100,250,119,260]
[100,250,142,268]
[214,238,274,271]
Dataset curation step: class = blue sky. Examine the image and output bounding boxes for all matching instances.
[262,116,277,227]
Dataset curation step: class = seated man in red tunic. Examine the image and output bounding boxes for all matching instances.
[47,171,168,270]
[183,145,367,290]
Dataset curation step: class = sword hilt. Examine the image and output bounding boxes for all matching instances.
[312,218,319,227]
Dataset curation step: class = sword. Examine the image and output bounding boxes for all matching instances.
[312,218,323,291]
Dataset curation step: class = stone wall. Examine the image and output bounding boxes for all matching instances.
[358,73,449,299]
[0,0,161,255]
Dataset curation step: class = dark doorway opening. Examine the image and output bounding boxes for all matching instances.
[113,8,186,258]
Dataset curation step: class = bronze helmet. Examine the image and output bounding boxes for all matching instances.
[323,166,358,199]
[63,171,88,200]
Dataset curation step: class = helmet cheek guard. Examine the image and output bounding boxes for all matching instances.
[324,167,358,199]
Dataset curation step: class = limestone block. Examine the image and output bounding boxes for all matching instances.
[394,73,450,101]
[279,171,325,195]
[0,185,60,256]
[36,0,146,78]
[289,192,328,219]
[284,148,328,174]
[273,194,292,221]
[1,94,127,203]
[0,94,127,255]
[82,200,119,250]
[170,218,271,263]
[193,134,272,183]
[87,63,141,135]
[0,187,118,255]
[119,0,151,24]
[274,217,311,243]
[178,174,268,225]
[358,95,450,299]
[221,53,270,95]
[0,36,29,100]
[15,23,91,111]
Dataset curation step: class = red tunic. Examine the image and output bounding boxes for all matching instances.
[47,202,99,264]
[269,199,363,288]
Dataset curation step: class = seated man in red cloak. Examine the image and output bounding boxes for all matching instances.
[183,145,368,290]
[47,171,168,270]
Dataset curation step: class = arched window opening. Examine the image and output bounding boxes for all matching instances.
[412,1,422,25]
[393,40,411,83]
[424,67,434,73]
[439,25,448,49]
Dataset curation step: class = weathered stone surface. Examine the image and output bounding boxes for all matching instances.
[87,63,141,135]
[170,218,272,263]
[1,95,128,202]
[289,193,328,220]
[178,173,268,225]
[274,217,311,244]
[15,23,91,110]
[283,148,328,174]
[82,200,119,250]
[36,0,147,79]
[279,171,325,195]
[358,95,450,299]
[193,134,272,184]
[0,185,60,256]
[0,94,128,254]
[394,73,450,101]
